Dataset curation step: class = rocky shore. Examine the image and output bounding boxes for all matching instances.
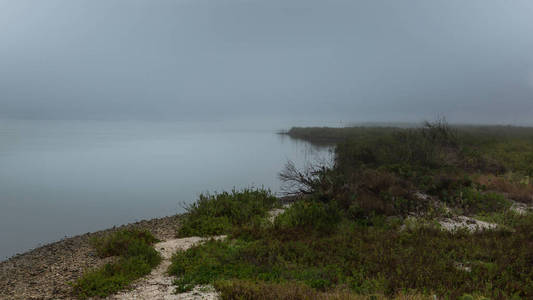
[0,215,181,300]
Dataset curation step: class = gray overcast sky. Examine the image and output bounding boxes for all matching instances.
[1,0,533,124]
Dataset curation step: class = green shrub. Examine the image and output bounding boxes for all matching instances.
[73,256,156,298]
[177,188,279,237]
[72,229,161,299]
[274,200,341,234]
[169,239,252,292]
[90,228,158,257]
[443,188,511,215]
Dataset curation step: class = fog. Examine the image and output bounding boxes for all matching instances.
[1,0,533,124]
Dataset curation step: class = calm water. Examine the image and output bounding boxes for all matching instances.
[0,119,331,260]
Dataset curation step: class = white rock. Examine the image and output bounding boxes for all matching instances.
[439,216,497,232]
[510,201,531,215]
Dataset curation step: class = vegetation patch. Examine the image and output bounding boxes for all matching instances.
[273,200,341,234]
[169,122,533,299]
[474,174,533,203]
[172,211,533,298]
[72,229,161,299]
[177,188,280,237]
[214,279,436,299]
[90,228,159,257]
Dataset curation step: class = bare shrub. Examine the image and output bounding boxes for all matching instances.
[278,160,331,196]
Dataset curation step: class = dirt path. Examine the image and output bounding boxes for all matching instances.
[110,236,225,300]
[107,203,295,300]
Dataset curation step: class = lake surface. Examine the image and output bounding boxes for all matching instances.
[0,119,331,260]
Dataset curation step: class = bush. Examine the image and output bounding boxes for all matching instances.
[274,200,341,234]
[72,229,161,299]
[178,189,279,237]
[90,228,158,258]
[442,188,511,215]
[169,239,251,292]
[73,256,156,298]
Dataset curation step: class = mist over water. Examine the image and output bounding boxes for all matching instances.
[0,119,331,260]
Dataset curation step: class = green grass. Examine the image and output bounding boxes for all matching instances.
[177,188,280,237]
[72,229,161,299]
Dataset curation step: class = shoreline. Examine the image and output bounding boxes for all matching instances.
[0,214,182,300]
[0,196,298,299]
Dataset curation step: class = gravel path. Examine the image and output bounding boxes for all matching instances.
[0,215,181,300]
